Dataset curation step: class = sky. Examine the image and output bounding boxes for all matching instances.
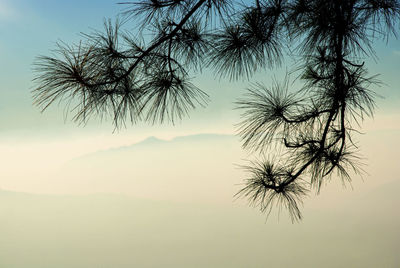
[0,0,399,133]
[0,0,398,187]
[0,1,399,267]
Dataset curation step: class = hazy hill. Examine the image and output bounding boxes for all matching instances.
[1,182,399,268]
[42,133,245,203]
[1,132,399,267]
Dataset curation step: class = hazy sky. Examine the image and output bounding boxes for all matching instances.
[0,0,398,173]
[0,0,398,192]
[0,0,399,136]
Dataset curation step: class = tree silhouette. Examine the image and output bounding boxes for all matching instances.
[33,0,400,221]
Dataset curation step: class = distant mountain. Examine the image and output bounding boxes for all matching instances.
[74,133,237,159]
[51,133,244,202]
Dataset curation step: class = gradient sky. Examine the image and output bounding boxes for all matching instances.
[0,0,399,135]
[0,0,399,188]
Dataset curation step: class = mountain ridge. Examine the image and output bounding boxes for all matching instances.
[72,133,237,161]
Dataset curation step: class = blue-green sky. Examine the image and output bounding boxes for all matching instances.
[0,0,241,137]
[0,0,399,138]
[0,0,399,191]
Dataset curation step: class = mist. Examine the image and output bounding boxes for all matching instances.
[1,132,399,267]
